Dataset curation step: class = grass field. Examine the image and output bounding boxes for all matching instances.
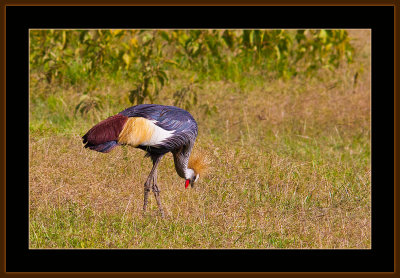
[29,30,371,249]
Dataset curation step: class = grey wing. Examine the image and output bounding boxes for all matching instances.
[154,112,198,151]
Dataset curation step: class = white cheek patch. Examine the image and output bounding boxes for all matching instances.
[141,120,174,146]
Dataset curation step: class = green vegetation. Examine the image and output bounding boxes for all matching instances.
[30,30,354,110]
[29,29,370,248]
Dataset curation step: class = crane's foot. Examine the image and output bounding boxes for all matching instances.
[142,179,165,218]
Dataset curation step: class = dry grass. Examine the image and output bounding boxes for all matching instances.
[29,30,371,249]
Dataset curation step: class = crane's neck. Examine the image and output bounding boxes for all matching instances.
[173,143,194,179]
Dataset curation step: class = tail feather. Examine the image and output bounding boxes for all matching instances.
[82,114,128,153]
[84,141,119,153]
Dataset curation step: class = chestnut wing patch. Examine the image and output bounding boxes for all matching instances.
[83,114,128,146]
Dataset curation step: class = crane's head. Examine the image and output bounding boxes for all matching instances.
[185,152,209,188]
[185,169,199,188]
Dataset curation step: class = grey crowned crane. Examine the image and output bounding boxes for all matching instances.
[82,104,206,217]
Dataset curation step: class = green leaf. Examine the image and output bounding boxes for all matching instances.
[160,31,170,42]
[319,30,327,43]
[122,53,131,69]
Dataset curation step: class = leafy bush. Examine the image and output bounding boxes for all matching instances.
[30,29,354,108]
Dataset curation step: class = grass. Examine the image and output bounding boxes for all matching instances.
[29,30,371,249]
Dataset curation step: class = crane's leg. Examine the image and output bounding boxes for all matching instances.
[151,167,165,218]
[143,155,164,217]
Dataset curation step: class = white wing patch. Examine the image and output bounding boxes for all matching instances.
[142,120,174,146]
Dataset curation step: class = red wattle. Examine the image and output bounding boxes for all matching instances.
[185,179,190,189]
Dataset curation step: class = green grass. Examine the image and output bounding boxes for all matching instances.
[29,30,371,249]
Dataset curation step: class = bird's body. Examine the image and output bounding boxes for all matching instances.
[82,104,203,217]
